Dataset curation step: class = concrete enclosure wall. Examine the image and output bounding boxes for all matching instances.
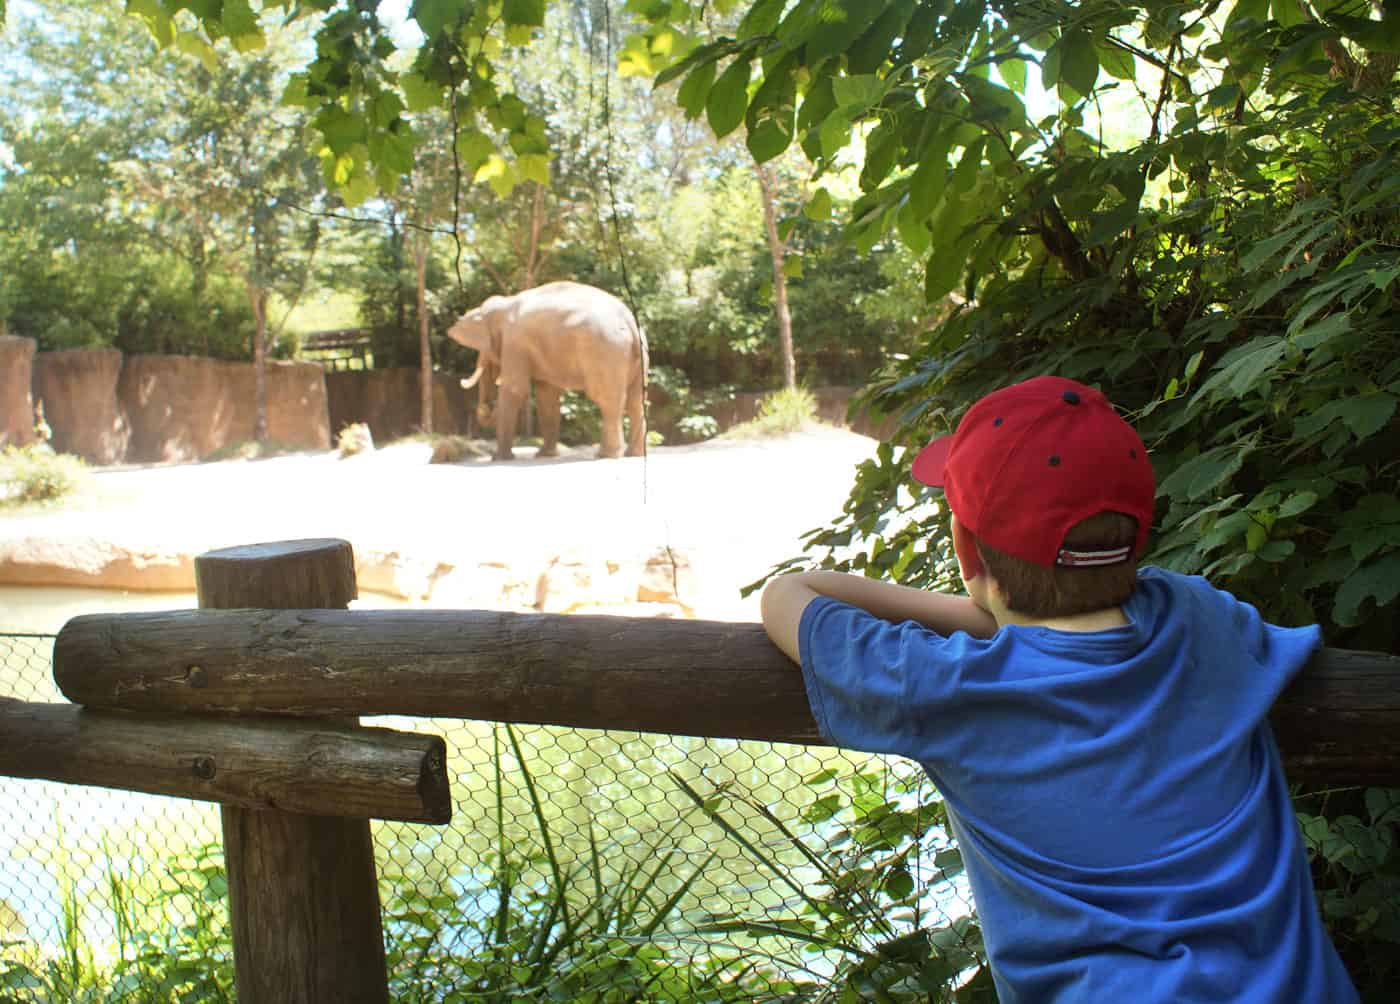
[326,368,474,443]
[0,336,36,448]
[9,349,331,465]
[33,349,130,465]
[4,348,892,469]
[119,355,330,463]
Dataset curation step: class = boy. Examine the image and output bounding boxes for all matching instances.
[761,376,1357,1003]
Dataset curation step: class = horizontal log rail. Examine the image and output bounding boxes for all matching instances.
[0,697,450,823]
[54,607,1400,787]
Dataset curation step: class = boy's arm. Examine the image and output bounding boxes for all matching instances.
[760,570,998,664]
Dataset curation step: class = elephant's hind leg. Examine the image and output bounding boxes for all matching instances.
[597,394,625,459]
[535,381,561,457]
[625,368,646,457]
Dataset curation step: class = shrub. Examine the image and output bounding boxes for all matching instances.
[675,413,719,443]
[336,423,374,458]
[0,445,86,506]
[724,386,819,439]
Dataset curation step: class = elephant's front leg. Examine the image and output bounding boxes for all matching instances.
[534,381,561,458]
[493,385,525,461]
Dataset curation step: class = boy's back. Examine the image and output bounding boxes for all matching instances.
[762,376,1359,1002]
[799,567,1355,1002]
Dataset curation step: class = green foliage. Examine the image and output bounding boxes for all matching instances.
[558,390,602,446]
[672,764,994,1001]
[1297,788,1400,991]
[0,843,234,1003]
[636,0,1399,995]
[675,413,719,442]
[724,385,819,439]
[336,422,375,457]
[0,445,86,507]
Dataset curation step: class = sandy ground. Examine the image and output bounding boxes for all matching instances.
[0,426,882,622]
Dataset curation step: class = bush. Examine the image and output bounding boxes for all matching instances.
[0,445,86,506]
[724,386,819,440]
[336,423,374,458]
[675,413,719,443]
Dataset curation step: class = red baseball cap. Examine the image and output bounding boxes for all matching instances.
[912,376,1155,567]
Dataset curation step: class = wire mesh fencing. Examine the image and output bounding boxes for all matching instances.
[0,631,986,1002]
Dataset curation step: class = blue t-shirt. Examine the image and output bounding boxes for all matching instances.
[798,567,1357,1003]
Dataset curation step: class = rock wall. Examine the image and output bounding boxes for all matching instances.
[0,336,36,448]
[0,348,334,465]
[33,349,130,465]
[119,355,330,463]
[326,367,473,443]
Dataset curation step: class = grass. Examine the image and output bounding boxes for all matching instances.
[722,386,823,440]
[0,445,88,509]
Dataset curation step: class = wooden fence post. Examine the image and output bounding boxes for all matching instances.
[195,539,389,1004]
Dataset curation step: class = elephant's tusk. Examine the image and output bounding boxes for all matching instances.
[460,364,485,390]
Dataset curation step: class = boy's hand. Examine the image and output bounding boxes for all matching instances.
[760,571,998,665]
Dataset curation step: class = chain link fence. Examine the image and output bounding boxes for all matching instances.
[0,630,984,1002]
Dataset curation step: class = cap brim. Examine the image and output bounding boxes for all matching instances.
[911,435,953,487]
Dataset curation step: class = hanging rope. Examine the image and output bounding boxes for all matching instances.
[598,0,651,494]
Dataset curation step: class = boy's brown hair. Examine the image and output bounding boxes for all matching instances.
[975,511,1140,618]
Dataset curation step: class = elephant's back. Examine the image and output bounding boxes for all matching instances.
[520,282,635,325]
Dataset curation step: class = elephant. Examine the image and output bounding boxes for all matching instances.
[448,281,649,461]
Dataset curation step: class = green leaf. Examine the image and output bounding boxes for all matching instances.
[1366,788,1400,827]
[676,60,716,119]
[706,57,751,138]
[454,127,494,171]
[412,0,462,38]
[746,55,797,162]
[883,867,915,899]
[400,72,441,113]
[848,0,917,75]
[1193,336,1286,401]
[503,0,546,28]
[517,152,549,186]
[1159,441,1254,501]
[805,0,885,64]
[1334,551,1400,626]
[1058,29,1099,97]
[1278,491,1319,518]
[804,187,833,220]
[1095,38,1135,80]
[907,133,951,219]
[221,0,263,51]
[1271,0,1307,28]
[998,53,1027,91]
[738,0,786,36]
[831,73,885,112]
[315,106,366,156]
[1297,394,1398,443]
[1290,313,1350,350]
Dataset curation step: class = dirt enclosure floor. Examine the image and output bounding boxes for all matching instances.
[0,426,882,622]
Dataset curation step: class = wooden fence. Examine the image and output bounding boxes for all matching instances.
[2,537,1398,1003]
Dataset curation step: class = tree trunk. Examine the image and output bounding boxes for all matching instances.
[755,161,796,390]
[248,280,269,443]
[415,230,433,435]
